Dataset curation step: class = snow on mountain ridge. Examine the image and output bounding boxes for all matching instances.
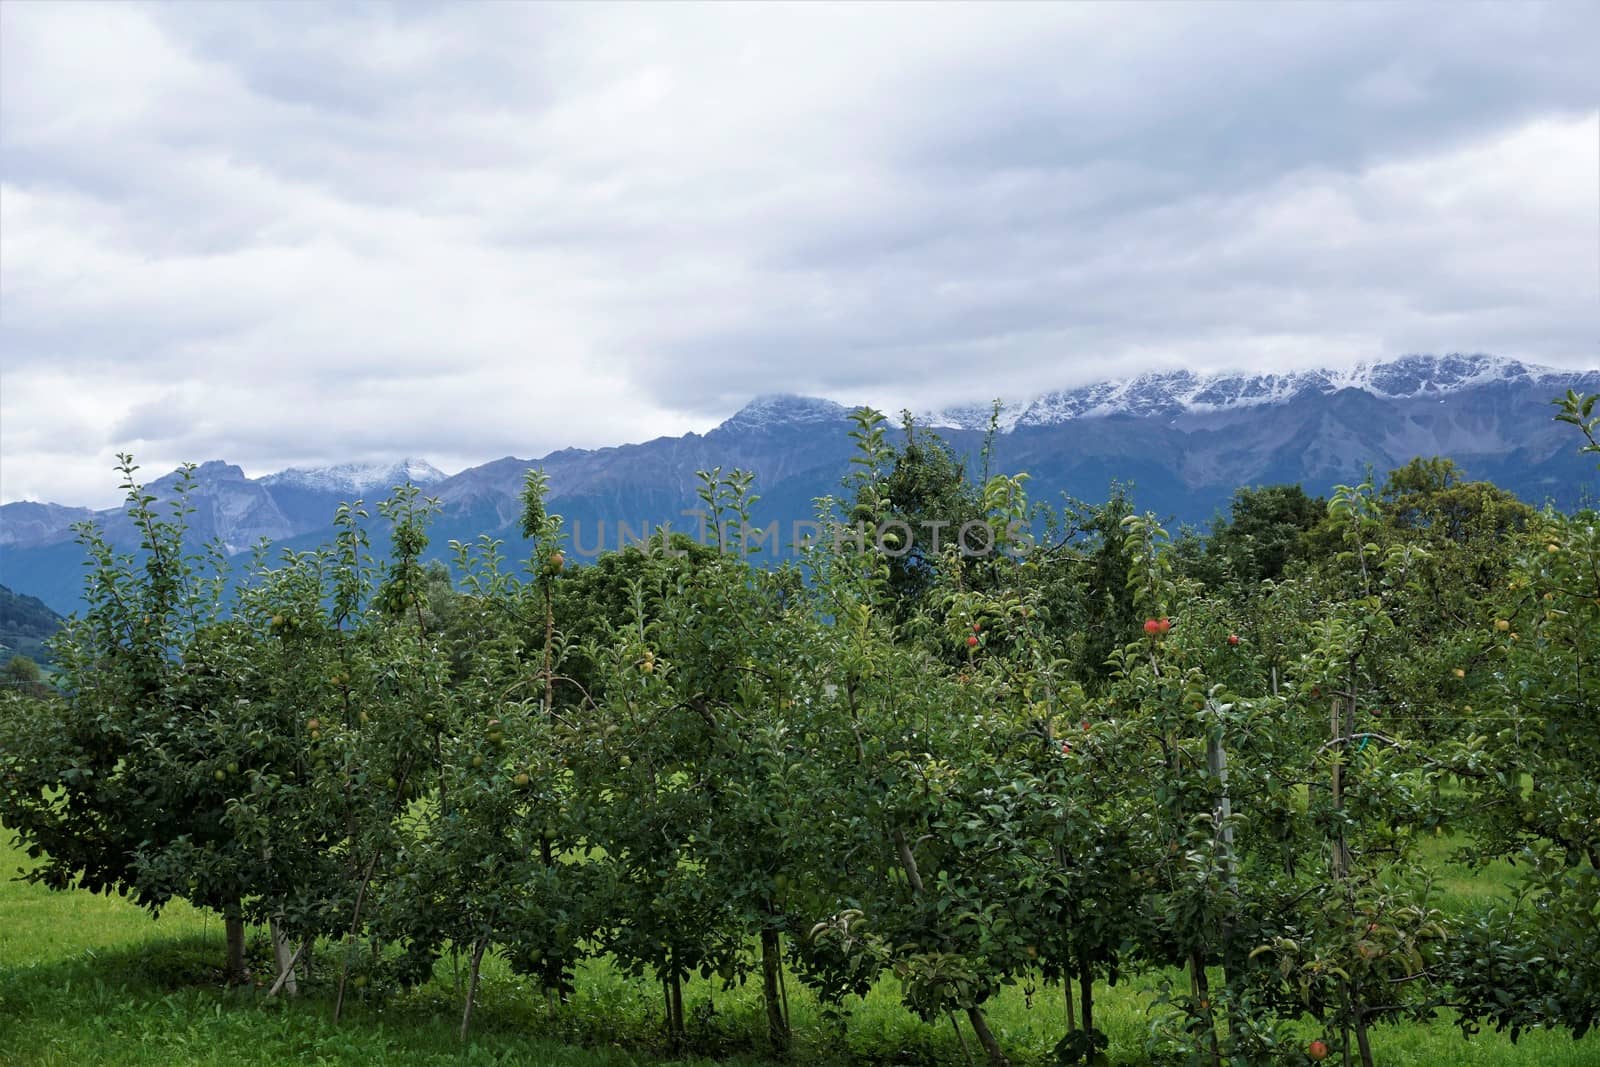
[261,457,447,494]
[716,394,849,432]
[924,354,1579,431]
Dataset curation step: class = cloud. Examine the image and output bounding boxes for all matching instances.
[1,2,1596,506]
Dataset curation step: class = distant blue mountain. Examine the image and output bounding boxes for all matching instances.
[3,354,1596,615]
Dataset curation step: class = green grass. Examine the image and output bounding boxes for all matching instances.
[1,831,1595,1066]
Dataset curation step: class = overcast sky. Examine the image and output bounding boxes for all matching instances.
[2,2,1597,507]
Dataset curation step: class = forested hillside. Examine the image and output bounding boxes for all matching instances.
[0,584,62,666]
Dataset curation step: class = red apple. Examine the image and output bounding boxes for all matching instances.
[1228,633,1240,646]
[1157,617,1171,634]
[967,635,979,648]
[1308,1038,1330,1061]
[1144,619,1160,635]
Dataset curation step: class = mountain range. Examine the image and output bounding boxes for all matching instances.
[3,354,1596,616]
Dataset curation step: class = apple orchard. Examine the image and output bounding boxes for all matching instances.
[3,395,1598,1067]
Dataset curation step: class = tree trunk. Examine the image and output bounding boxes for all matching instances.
[1205,707,1237,893]
[333,838,390,1022]
[1063,968,1076,1033]
[1078,957,1094,1034]
[761,927,790,1053]
[658,967,687,1046]
[670,970,685,1045]
[778,949,791,1033]
[459,936,488,1041]
[223,902,247,985]
[433,728,449,817]
[538,835,564,998]
[1206,698,1245,1052]
[1191,949,1221,1067]
[256,839,297,997]
[266,938,307,999]
[1354,1009,1375,1067]
[949,1012,975,1066]
[965,1005,1010,1067]
[892,827,925,893]
[1330,696,1350,880]
[268,921,299,997]
[542,583,556,716]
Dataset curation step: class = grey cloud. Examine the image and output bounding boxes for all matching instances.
[896,6,1600,176]
[1,2,1596,506]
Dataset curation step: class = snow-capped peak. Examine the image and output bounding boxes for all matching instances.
[715,394,850,432]
[261,457,447,494]
[1318,353,1546,397]
[923,354,1582,431]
